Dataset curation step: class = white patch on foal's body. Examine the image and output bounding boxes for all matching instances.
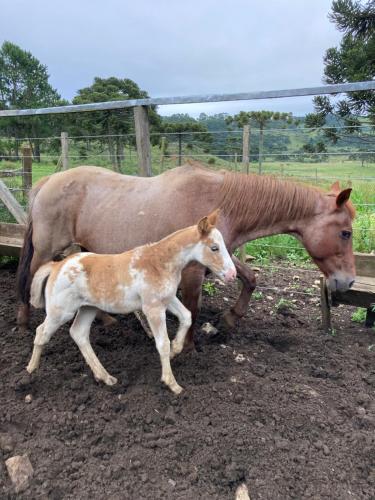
[27,215,237,395]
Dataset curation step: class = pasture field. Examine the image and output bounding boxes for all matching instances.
[1,155,374,259]
[1,262,374,498]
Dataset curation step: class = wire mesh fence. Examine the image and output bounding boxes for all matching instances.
[0,123,374,263]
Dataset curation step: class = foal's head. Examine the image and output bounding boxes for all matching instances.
[195,210,237,282]
[300,182,356,292]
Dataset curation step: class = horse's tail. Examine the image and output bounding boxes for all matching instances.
[16,175,50,306]
[30,262,54,309]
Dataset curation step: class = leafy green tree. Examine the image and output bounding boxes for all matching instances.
[307,0,375,141]
[72,77,161,170]
[0,41,64,160]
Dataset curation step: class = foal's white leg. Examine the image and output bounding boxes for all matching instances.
[27,310,75,373]
[69,307,117,386]
[143,305,183,395]
[167,297,192,359]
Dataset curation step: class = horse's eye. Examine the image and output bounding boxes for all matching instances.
[340,230,352,240]
[211,245,219,252]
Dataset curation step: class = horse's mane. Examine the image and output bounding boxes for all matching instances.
[218,172,324,231]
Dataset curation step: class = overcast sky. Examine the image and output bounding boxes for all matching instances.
[1,0,341,117]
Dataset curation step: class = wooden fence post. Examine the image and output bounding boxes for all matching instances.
[61,132,69,170]
[134,106,152,176]
[239,125,250,262]
[160,136,166,173]
[22,145,32,195]
[242,125,250,174]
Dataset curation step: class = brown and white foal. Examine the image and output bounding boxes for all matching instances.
[27,210,236,394]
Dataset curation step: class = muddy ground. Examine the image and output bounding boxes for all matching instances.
[0,261,374,499]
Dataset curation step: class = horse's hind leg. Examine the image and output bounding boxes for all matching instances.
[17,249,53,331]
[180,264,205,350]
[69,307,117,386]
[27,309,74,373]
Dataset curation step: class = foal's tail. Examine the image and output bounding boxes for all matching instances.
[30,262,54,309]
[16,175,50,306]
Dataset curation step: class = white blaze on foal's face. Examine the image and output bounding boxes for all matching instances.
[195,211,237,282]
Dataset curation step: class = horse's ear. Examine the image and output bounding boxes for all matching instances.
[198,209,220,236]
[207,209,220,227]
[198,216,210,236]
[330,181,341,194]
[336,188,352,207]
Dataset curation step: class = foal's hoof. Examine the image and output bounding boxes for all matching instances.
[105,375,118,386]
[170,384,183,395]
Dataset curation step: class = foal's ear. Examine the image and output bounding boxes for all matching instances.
[197,209,220,236]
[336,188,352,207]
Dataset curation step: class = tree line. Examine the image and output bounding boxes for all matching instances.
[0,0,374,168]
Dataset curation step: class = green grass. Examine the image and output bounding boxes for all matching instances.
[1,151,374,260]
[351,307,367,324]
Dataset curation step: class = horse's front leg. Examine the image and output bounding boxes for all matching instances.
[180,264,206,350]
[222,255,257,328]
[143,304,183,395]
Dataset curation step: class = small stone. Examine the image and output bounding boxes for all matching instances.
[275,438,290,451]
[322,445,330,456]
[356,393,370,406]
[223,297,229,302]
[235,353,246,363]
[292,275,300,281]
[25,394,33,404]
[244,254,255,262]
[251,364,266,377]
[5,454,34,493]
[233,393,244,404]
[130,459,141,469]
[201,322,218,336]
[168,478,176,488]
[165,407,176,425]
[314,440,323,450]
[235,483,251,500]
[357,407,366,417]
[0,433,14,452]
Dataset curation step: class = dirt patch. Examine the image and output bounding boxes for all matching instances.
[1,262,374,499]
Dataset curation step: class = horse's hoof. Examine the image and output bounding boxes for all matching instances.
[182,340,197,354]
[100,315,118,328]
[222,309,238,329]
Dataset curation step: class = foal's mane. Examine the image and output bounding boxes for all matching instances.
[218,172,323,230]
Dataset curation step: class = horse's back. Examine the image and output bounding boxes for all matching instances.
[30,163,225,255]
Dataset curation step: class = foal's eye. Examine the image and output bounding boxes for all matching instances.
[340,230,352,240]
[211,245,219,252]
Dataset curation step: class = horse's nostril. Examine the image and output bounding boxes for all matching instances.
[349,279,355,288]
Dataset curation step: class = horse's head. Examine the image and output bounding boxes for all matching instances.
[196,209,237,282]
[300,181,356,292]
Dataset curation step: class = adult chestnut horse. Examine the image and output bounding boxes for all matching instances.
[17,162,356,348]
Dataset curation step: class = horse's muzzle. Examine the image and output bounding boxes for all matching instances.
[328,274,355,292]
